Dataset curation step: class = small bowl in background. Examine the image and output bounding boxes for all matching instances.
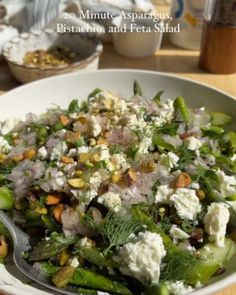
[3,29,103,83]
[112,16,163,58]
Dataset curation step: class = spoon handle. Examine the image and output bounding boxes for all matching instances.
[0,210,30,252]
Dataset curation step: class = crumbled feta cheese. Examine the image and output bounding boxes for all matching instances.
[154,100,174,126]
[216,169,236,198]
[137,136,152,154]
[204,202,229,247]
[0,118,20,135]
[0,136,12,153]
[190,182,200,190]
[89,115,102,137]
[107,153,130,172]
[158,152,179,170]
[91,91,126,112]
[154,185,174,204]
[170,188,201,220]
[231,154,236,161]
[185,136,203,151]
[170,225,190,240]
[89,171,102,191]
[37,146,48,160]
[98,192,122,212]
[50,141,68,161]
[77,146,90,154]
[168,152,180,168]
[68,256,80,268]
[178,240,196,252]
[167,281,193,295]
[67,148,77,157]
[96,144,110,161]
[116,231,166,284]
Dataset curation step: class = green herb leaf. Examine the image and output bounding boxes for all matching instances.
[68,99,79,113]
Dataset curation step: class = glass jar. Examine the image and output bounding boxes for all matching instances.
[199,0,236,74]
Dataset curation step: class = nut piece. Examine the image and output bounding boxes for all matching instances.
[68,178,86,188]
[23,149,36,160]
[61,156,74,164]
[176,172,192,188]
[196,189,205,201]
[65,131,81,144]
[0,236,8,258]
[79,153,91,163]
[53,204,64,223]
[12,154,24,162]
[60,115,70,126]
[97,137,108,145]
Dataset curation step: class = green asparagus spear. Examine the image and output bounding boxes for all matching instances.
[174,96,189,123]
[145,283,169,295]
[39,263,132,295]
[70,267,132,294]
[210,112,232,126]
[29,234,77,261]
[133,80,143,96]
[77,288,98,295]
[152,90,164,104]
[41,214,57,231]
[224,131,236,154]
[0,187,14,210]
[78,247,117,268]
[152,134,174,151]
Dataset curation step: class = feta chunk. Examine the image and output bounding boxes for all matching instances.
[50,141,68,161]
[96,144,110,161]
[167,281,193,295]
[116,231,166,284]
[68,257,80,268]
[107,153,130,172]
[77,146,90,154]
[158,152,179,169]
[98,192,122,212]
[154,185,174,204]
[185,136,203,151]
[137,136,152,154]
[231,154,236,161]
[37,146,48,160]
[170,225,190,240]
[204,202,229,247]
[0,136,12,153]
[0,118,20,135]
[170,188,201,220]
[216,169,236,198]
[89,115,102,137]
[91,91,127,112]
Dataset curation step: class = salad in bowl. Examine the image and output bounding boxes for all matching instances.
[0,81,236,295]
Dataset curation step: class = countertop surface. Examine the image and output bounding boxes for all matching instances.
[0,36,236,295]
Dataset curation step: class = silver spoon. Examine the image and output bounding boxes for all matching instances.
[0,210,78,295]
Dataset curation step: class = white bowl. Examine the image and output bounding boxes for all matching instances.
[0,70,236,295]
[3,30,103,83]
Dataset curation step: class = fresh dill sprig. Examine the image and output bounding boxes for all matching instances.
[85,211,142,254]
[176,143,196,170]
[161,249,197,282]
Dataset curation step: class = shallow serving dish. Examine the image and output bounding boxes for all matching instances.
[0,69,236,295]
[3,29,103,84]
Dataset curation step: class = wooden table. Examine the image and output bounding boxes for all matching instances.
[0,39,236,295]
